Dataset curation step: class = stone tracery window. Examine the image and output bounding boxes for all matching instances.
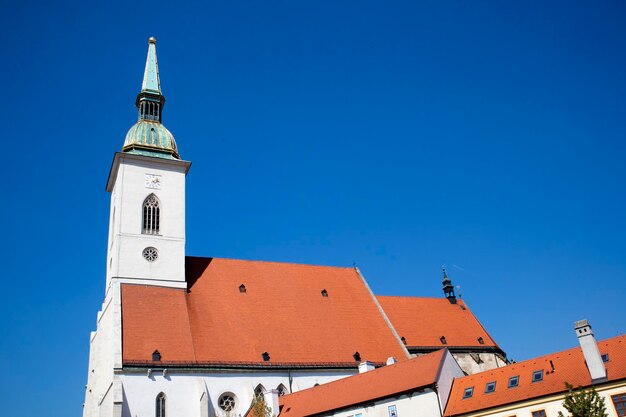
[143,194,160,234]
[156,392,166,417]
[218,393,236,412]
[277,384,288,396]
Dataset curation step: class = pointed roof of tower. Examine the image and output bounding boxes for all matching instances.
[141,37,161,94]
[122,37,180,160]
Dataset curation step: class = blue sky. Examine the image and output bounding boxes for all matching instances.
[1,1,625,416]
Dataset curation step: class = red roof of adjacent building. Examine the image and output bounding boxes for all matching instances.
[121,257,409,365]
[278,349,448,417]
[378,296,500,349]
[445,334,626,416]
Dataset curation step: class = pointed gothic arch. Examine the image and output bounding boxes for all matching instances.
[276,384,288,396]
[142,194,160,234]
[156,392,166,417]
[254,383,266,398]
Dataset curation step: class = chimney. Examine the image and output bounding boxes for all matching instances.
[574,320,607,384]
[263,389,280,416]
[359,361,375,373]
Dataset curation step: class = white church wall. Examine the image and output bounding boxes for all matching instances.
[120,368,357,417]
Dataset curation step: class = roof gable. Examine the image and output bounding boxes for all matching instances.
[378,296,499,349]
[279,349,448,417]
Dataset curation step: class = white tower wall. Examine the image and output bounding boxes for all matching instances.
[105,153,190,290]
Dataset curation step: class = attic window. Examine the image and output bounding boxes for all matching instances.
[602,354,609,363]
[477,337,485,345]
[508,375,519,388]
[401,336,407,345]
[463,387,474,399]
[440,336,447,345]
[485,381,496,394]
[239,284,246,293]
[532,370,544,383]
[152,350,161,361]
[262,352,270,362]
[353,351,361,362]
[321,289,328,297]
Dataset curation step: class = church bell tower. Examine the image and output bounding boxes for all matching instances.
[104,37,191,290]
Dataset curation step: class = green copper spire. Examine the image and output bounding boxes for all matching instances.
[122,37,180,160]
[141,37,161,94]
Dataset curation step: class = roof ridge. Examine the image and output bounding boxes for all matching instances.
[185,255,354,269]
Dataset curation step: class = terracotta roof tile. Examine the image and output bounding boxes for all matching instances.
[121,285,196,362]
[121,257,408,365]
[445,335,626,416]
[378,296,500,348]
[279,349,448,417]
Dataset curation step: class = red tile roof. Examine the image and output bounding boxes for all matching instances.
[445,335,626,416]
[121,257,408,365]
[378,296,500,349]
[279,349,448,417]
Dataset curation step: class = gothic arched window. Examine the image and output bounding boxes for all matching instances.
[143,194,160,234]
[156,392,166,417]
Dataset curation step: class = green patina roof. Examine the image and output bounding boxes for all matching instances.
[123,120,179,159]
[122,37,180,160]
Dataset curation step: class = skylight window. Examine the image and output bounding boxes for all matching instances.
[485,381,496,393]
[463,387,474,399]
[508,375,519,388]
[532,370,544,383]
[602,354,609,363]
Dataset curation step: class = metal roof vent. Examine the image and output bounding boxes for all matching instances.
[262,351,270,362]
[239,284,246,293]
[321,289,328,297]
[353,351,361,362]
[440,336,447,345]
[152,350,161,361]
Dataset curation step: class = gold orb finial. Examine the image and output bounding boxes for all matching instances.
[149,37,156,44]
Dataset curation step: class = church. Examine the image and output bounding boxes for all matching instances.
[83,38,507,417]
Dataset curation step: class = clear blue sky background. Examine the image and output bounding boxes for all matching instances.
[1,1,625,416]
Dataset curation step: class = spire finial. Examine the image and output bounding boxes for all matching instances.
[141,37,161,94]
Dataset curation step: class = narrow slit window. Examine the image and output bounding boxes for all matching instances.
[156,392,166,417]
[143,194,160,234]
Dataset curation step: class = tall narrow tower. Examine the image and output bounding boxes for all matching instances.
[105,37,191,290]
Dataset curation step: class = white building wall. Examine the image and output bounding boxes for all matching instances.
[329,390,441,417]
[120,369,357,417]
[437,351,467,411]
